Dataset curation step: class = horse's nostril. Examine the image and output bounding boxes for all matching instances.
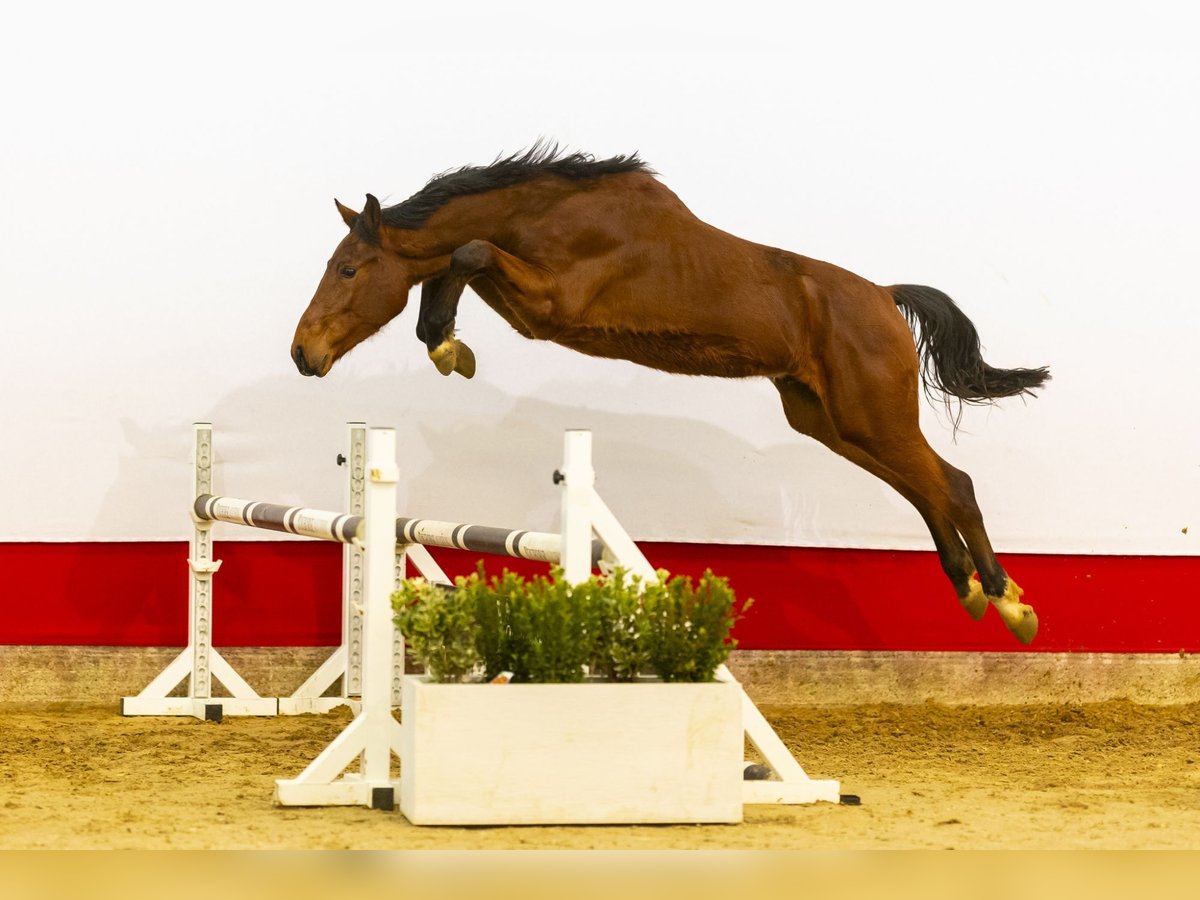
[293,344,312,375]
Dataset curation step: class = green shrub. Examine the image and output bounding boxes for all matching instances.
[642,570,749,682]
[458,566,523,680]
[392,565,750,684]
[391,578,480,683]
[505,571,600,683]
[589,568,654,682]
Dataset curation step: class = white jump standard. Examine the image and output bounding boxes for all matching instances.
[124,422,840,813]
[122,423,601,722]
[119,424,277,721]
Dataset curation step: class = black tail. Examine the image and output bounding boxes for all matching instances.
[890,284,1050,418]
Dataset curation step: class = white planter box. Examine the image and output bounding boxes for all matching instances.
[399,674,744,825]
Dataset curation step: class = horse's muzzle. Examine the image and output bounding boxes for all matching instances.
[292,344,326,377]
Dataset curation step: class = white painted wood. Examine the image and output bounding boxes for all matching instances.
[124,422,408,722]
[200,697,279,716]
[743,779,840,805]
[122,648,279,718]
[716,663,815,783]
[360,428,400,786]
[124,423,840,814]
[274,776,402,808]
[120,697,278,718]
[399,675,743,825]
[559,430,595,584]
[279,646,349,714]
[273,429,404,807]
[574,478,840,806]
[208,650,265,700]
[587,490,658,581]
[404,542,451,586]
[188,423,216,701]
[126,648,192,700]
[343,422,368,697]
[121,429,282,720]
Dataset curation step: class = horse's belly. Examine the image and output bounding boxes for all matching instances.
[556,328,781,378]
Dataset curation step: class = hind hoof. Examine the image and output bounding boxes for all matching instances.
[429,340,457,376]
[1006,608,1039,645]
[991,578,1038,645]
[959,579,988,621]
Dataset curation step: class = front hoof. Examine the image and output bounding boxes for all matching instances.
[429,340,458,376]
[453,340,476,379]
[959,578,988,621]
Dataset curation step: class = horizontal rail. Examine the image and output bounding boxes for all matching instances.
[193,495,603,566]
[194,495,359,542]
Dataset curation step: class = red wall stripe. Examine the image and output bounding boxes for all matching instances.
[0,541,1192,652]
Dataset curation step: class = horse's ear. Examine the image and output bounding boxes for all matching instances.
[334,199,358,229]
[361,193,382,238]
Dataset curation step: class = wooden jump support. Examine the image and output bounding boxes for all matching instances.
[123,423,840,810]
[122,423,599,720]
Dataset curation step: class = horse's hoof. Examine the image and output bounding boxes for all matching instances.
[959,579,988,621]
[453,340,476,379]
[429,340,457,376]
[991,578,1038,645]
[1006,608,1039,645]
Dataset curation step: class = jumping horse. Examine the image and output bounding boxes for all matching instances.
[292,145,1050,644]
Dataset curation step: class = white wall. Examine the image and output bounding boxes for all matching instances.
[2,1,1197,555]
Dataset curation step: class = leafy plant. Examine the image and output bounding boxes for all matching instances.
[392,565,750,684]
[641,569,750,682]
[505,571,600,683]
[589,568,653,682]
[391,578,481,683]
[458,566,524,680]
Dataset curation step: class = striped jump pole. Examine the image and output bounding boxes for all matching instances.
[124,426,608,726]
[192,497,606,568]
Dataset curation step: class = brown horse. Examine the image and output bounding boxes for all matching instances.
[292,145,1049,644]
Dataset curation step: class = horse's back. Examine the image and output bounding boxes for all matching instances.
[498,170,913,383]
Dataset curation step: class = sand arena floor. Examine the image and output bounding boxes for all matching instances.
[3,700,1200,849]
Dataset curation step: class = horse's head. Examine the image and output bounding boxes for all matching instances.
[291,194,415,377]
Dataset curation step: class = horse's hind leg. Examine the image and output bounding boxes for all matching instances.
[775,378,985,622]
[931,456,1034,640]
[418,240,558,377]
[814,374,1036,644]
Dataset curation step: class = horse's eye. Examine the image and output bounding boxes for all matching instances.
[339,266,357,278]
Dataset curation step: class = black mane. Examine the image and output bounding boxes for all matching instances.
[381,143,652,229]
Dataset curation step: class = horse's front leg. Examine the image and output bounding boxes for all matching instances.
[414,274,448,346]
[418,240,559,378]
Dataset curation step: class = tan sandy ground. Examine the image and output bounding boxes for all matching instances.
[2,701,1199,850]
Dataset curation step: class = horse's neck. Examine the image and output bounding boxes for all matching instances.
[380,190,517,259]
